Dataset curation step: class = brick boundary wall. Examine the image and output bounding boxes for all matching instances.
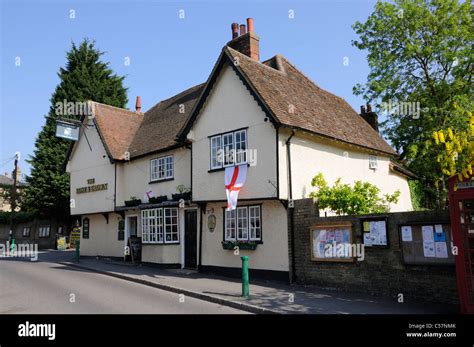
[289,199,458,306]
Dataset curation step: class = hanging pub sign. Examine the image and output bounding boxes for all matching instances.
[55,119,81,141]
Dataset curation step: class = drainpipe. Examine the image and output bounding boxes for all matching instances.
[286,129,296,284]
[198,203,205,271]
[114,162,117,211]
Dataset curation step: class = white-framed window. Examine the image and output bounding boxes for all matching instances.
[210,129,247,169]
[234,129,247,164]
[22,227,31,237]
[249,206,262,241]
[237,207,248,240]
[141,208,178,244]
[222,133,234,167]
[224,205,261,242]
[150,155,174,181]
[38,226,50,238]
[210,136,222,169]
[164,208,179,243]
[369,155,378,169]
[225,209,236,241]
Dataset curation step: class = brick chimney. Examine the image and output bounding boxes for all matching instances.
[360,104,379,132]
[135,96,141,113]
[227,18,259,61]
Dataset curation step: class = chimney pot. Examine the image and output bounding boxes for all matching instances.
[4,172,8,177]
[231,23,239,39]
[135,96,141,112]
[247,18,254,33]
[228,18,259,61]
[239,24,246,36]
[360,104,378,132]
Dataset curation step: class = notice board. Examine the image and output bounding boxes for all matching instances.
[399,223,454,265]
[310,222,354,262]
[361,217,388,247]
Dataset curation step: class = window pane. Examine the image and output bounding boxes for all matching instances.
[223,133,234,166]
[166,156,173,178]
[237,207,248,240]
[151,159,158,181]
[235,130,247,164]
[249,206,261,241]
[225,209,236,241]
[210,136,222,169]
[164,208,178,243]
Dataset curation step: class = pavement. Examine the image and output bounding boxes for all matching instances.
[29,249,458,315]
[0,252,247,314]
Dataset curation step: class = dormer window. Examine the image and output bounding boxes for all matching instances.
[210,128,247,170]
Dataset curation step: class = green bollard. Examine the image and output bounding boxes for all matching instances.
[241,256,249,297]
[75,240,80,262]
[10,239,15,254]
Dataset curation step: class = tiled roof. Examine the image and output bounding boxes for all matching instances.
[84,44,396,163]
[90,102,144,160]
[128,84,205,158]
[0,174,14,185]
[224,47,396,155]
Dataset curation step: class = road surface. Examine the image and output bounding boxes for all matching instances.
[0,254,248,314]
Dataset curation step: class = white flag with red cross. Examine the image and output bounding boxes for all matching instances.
[225,164,248,211]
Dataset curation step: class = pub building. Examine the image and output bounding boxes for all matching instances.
[65,19,414,281]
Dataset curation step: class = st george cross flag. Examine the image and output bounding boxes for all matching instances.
[225,164,248,210]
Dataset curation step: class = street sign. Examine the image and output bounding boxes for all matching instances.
[56,120,80,141]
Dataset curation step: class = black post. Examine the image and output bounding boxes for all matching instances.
[8,152,19,246]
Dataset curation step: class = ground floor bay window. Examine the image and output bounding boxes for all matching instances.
[224,205,262,242]
[141,208,179,244]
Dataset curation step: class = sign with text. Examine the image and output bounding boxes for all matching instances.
[75,178,108,194]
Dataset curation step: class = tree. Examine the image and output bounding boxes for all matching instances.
[352,0,473,208]
[0,184,24,212]
[432,108,473,186]
[309,173,400,215]
[23,39,128,218]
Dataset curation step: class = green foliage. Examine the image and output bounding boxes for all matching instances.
[0,211,35,224]
[309,173,400,216]
[0,186,25,211]
[23,39,128,217]
[352,0,473,208]
[408,180,429,211]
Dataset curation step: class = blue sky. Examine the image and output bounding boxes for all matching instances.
[1,0,378,176]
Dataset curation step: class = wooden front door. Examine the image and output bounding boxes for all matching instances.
[184,210,198,269]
